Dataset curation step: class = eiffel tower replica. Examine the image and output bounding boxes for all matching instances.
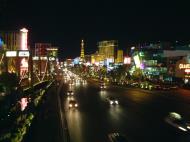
[79,39,85,63]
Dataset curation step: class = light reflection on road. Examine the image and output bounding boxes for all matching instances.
[67,109,84,142]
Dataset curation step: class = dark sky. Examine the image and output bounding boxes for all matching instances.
[0,0,190,59]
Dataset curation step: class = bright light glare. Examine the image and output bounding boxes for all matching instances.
[110,101,113,105]
[178,126,187,131]
[115,100,118,104]
[19,98,28,111]
[133,55,141,68]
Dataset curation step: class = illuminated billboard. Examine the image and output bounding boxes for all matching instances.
[179,64,190,69]
[18,51,30,57]
[133,55,141,68]
[6,51,17,57]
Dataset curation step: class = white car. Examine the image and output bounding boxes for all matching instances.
[165,112,190,132]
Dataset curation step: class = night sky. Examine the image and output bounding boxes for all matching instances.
[0,0,190,59]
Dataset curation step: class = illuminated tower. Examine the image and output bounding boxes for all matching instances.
[20,28,29,77]
[80,39,85,60]
[20,28,28,50]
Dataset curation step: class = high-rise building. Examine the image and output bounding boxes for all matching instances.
[80,39,85,60]
[0,29,29,75]
[98,40,118,62]
[33,43,52,78]
[116,49,124,63]
[34,43,51,57]
[0,31,20,50]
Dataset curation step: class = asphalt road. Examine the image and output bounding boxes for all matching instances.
[59,79,190,142]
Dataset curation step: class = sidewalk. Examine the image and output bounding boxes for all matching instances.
[23,84,62,142]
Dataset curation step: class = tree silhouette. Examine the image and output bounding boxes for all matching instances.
[0,72,19,94]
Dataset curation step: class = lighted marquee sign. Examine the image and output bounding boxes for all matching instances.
[6,51,17,57]
[49,57,55,61]
[18,51,30,57]
[185,69,190,73]
[33,56,39,60]
[179,64,190,69]
[41,57,48,60]
[124,57,131,64]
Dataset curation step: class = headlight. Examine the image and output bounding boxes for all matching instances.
[178,126,187,131]
[187,126,190,129]
[110,101,113,105]
[115,100,118,104]
[69,104,72,107]
[75,104,78,107]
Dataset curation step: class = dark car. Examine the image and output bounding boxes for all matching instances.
[100,83,106,89]
[67,90,74,95]
[107,96,119,105]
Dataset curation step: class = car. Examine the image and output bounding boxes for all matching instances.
[67,90,74,95]
[67,95,74,100]
[162,85,170,90]
[107,96,119,105]
[68,100,78,108]
[165,112,190,132]
[100,83,106,89]
[108,133,128,142]
[130,82,139,88]
[153,85,162,90]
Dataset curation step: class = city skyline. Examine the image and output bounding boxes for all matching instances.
[0,0,190,59]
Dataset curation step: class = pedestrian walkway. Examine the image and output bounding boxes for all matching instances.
[23,85,62,142]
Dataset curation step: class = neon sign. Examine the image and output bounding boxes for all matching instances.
[179,64,190,69]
